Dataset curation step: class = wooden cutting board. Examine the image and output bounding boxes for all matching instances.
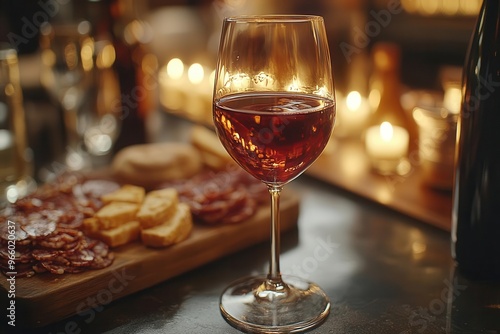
[0,190,299,328]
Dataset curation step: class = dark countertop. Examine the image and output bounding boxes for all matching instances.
[4,112,500,334]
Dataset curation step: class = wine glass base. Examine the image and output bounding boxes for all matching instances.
[220,275,330,333]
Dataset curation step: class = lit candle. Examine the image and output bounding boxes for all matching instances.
[159,57,187,110]
[365,121,409,174]
[185,63,214,122]
[336,91,370,139]
[443,83,461,114]
[187,62,204,84]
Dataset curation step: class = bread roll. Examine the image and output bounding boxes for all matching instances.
[190,125,235,170]
[111,142,203,188]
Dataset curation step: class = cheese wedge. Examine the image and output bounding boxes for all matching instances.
[94,221,141,248]
[95,202,140,230]
[101,184,145,204]
[136,188,178,229]
[141,203,192,248]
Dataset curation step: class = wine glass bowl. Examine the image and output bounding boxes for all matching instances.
[214,92,334,186]
[40,20,94,170]
[40,20,93,116]
[213,15,335,333]
[40,21,122,166]
[81,39,121,156]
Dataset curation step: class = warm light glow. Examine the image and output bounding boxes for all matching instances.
[380,122,394,141]
[339,142,369,179]
[166,58,184,80]
[409,229,427,259]
[209,70,216,86]
[41,49,56,67]
[81,37,94,71]
[401,0,481,16]
[229,72,251,90]
[124,20,151,45]
[369,88,381,111]
[442,0,460,15]
[443,85,461,114]
[374,186,393,204]
[0,129,12,151]
[6,185,20,203]
[401,0,417,13]
[314,86,330,97]
[96,43,115,69]
[64,43,78,70]
[412,241,427,254]
[346,91,362,111]
[460,0,481,15]
[335,91,370,139]
[188,63,204,84]
[252,72,274,89]
[287,77,301,92]
[420,0,439,15]
[365,122,410,174]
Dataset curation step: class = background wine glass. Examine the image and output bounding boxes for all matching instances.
[0,46,36,205]
[213,15,336,333]
[39,20,96,171]
[81,39,121,158]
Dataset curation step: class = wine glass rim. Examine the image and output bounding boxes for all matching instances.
[224,15,324,23]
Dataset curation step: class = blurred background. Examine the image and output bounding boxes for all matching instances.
[0,0,481,204]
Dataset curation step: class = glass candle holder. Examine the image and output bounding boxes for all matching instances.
[365,121,410,175]
[413,106,458,191]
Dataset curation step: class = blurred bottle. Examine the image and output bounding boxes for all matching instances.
[452,0,500,280]
[364,42,417,175]
[0,47,36,204]
[368,42,417,146]
[85,0,151,153]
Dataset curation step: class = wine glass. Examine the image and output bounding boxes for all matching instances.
[213,15,336,332]
[40,20,94,170]
[81,39,121,157]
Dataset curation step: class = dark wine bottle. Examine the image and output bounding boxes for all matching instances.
[452,0,500,280]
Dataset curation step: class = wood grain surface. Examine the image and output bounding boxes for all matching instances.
[0,191,300,328]
[307,139,452,231]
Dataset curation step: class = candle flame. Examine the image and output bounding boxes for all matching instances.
[188,63,204,84]
[380,121,393,141]
[166,58,184,80]
[346,91,362,111]
[443,85,461,114]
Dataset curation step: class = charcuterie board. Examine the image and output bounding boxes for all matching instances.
[0,190,299,328]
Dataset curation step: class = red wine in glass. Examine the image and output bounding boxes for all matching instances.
[214,92,335,186]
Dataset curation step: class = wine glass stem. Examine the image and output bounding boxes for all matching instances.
[268,185,283,284]
[63,106,80,150]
